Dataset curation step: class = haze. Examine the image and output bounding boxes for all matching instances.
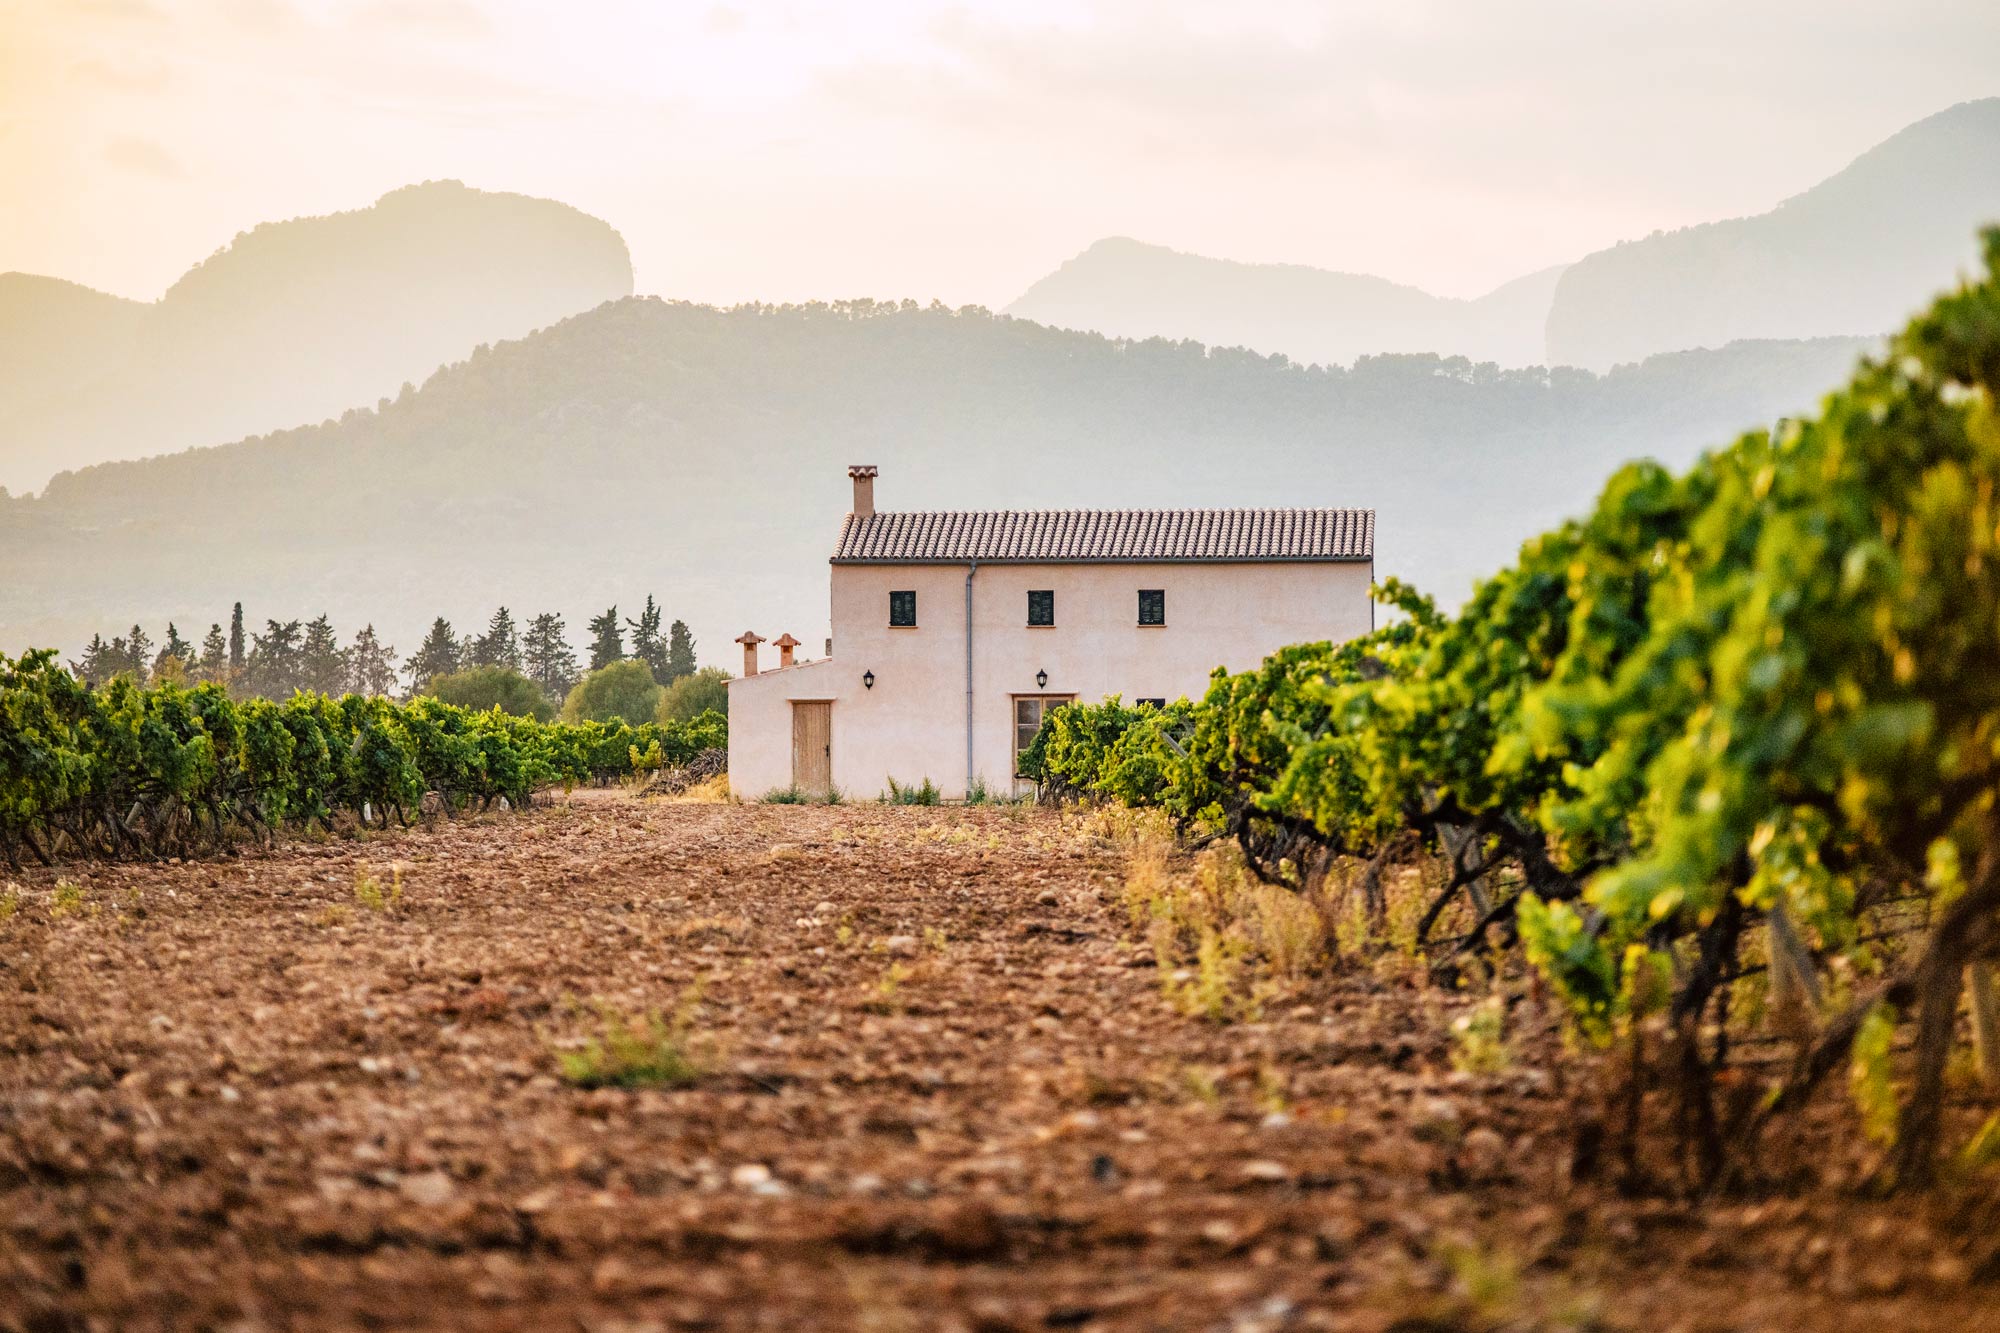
[6,0,1999,308]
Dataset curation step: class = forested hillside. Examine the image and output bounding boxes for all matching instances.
[1546,97,2000,369]
[1006,238,1565,367]
[0,297,1872,668]
[0,181,634,492]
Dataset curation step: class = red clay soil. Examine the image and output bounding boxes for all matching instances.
[3,796,1999,1332]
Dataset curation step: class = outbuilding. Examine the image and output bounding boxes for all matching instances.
[726,466,1375,800]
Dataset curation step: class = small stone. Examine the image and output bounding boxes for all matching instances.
[884,935,919,957]
[1239,1160,1290,1182]
[730,1163,773,1188]
[1036,889,1061,906]
[399,1170,456,1207]
[1460,1126,1507,1180]
[814,901,837,916]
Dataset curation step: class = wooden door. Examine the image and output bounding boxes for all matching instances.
[791,701,832,796]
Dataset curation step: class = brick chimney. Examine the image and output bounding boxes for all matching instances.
[848,464,878,518]
[772,633,801,668]
[735,631,765,677]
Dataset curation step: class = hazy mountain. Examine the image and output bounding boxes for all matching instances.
[1546,98,2000,370]
[1006,237,1566,367]
[0,298,1873,668]
[0,275,145,431]
[0,181,634,492]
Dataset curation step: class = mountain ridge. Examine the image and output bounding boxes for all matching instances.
[1005,236,1566,368]
[0,180,635,492]
[1545,97,2000,368]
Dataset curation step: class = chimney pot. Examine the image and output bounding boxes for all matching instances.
[735,631,765,677]
[848,464,878,518]
[773,632,801,668]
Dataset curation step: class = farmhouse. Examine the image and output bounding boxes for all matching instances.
[727,466,1376,800]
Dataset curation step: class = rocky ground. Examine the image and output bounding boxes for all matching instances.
[4,795,1999,1332]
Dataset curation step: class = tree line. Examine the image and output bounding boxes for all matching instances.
[71,595,701,708]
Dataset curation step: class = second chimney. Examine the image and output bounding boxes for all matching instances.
[736,631,765,678]
[848,464,879,517]
[774,633,800,668]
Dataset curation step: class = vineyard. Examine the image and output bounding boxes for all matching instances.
[0,645,724,868]
[1027,228,2000,1188]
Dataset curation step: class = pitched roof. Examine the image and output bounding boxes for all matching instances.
[831,508,1373,564]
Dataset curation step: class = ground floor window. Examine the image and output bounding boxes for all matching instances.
[1014,694,1075,775]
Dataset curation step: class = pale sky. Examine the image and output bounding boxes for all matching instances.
[4,0,1998,307]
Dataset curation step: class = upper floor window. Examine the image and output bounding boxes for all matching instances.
[1138,589,1166,626]
[1027,590,1055,626]
[889,590,917,626]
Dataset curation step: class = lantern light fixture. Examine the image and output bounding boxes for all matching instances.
[1035,669,1049,689]
[863,670,875,690]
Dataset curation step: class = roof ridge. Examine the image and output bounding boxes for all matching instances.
[850,505,1374,517]
[831,505,1373,564]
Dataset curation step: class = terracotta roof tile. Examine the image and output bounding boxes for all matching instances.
[831,508,1372,564]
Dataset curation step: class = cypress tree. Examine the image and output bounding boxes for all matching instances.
[626,596,666,683]
[347,625,399,698]
[228,603,246,674]
[300,615,346,694]
[665,619,697,683]
[471,606,523,671]
[198,624,228,683]
[403,617,461,692]
[523,612,579,698]
[586,606,623,671]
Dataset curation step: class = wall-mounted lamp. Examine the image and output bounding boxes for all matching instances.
[1035,669,1049,689]
[863,670,876,690]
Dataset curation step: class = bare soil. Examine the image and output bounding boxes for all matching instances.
[4,797,1998,1332]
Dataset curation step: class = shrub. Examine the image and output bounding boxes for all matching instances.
[885,776,941,806]
[657,666,730,723]
[424,665,554,722]
[561,659,663,726]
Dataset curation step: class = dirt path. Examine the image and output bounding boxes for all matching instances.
[4,798,1998,1332]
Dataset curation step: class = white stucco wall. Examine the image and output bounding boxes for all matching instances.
[728,559,1373,800]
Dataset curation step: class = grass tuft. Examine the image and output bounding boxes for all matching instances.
[353,864,405,913]
[557,994,709,1089]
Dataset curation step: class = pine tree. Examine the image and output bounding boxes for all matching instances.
[125,625,152,683]
[247,619,304,698]
[347,625,399,698]
[523,612,579,698]
[470,606,522,671]
[586,606,623,671]
[626,596,667,683]
[665,619,697,683]
[74,634,112,686]
[300,615,346,694]
[153,624,193,680]
[228,603,246,674]
[404,617,461,692]
[197,624,228,683]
